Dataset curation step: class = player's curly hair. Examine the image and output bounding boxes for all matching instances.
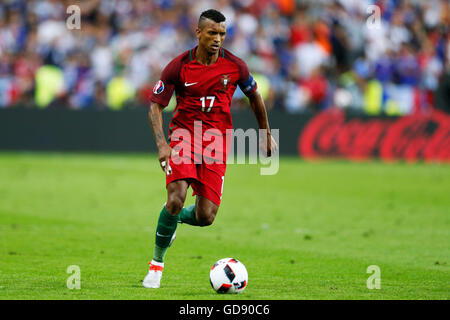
[198,9,226,26]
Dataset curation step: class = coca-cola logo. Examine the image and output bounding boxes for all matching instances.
[298,110,450,162]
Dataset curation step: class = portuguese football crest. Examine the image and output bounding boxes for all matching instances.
[219,75,231,92]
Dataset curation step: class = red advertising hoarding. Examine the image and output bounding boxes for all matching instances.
[299,110,450,162]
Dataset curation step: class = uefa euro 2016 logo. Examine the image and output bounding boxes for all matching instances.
[153,81,165,95]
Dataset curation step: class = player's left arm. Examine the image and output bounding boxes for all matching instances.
[234,55,277,156]
[246,89,278,157]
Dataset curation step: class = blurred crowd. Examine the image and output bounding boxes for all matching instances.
[0,0,449,114]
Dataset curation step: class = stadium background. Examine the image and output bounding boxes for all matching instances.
[0,0,449,162]
[0,0,449,301]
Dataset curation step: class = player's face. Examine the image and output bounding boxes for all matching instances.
[196,19,226,54]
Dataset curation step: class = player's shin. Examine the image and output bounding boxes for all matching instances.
[153,205,178,262]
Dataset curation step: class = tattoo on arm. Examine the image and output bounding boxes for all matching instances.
[149,104,167,147]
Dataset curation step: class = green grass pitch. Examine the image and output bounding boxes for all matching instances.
[0,152,448,299]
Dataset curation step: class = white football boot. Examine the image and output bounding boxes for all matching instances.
[142,231,176,288]
[143,260,164,288]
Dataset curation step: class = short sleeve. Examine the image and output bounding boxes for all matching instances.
[150,59,180,106]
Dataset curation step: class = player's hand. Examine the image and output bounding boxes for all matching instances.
[158,144,178,175]
[259,133,278,157]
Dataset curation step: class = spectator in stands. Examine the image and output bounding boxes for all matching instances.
[0,0,447,116]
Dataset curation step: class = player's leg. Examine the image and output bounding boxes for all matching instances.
[179,164,224,226]
[143,180,188,288]
[194,195,219,226]
[153,179,188,262]
[177,193,219,226]
[177,202,199,225]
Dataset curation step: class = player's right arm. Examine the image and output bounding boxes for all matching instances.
[148,102,172,173]
[149,56,183,173]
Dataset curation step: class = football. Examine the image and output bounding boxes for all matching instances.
[209,258,248,294]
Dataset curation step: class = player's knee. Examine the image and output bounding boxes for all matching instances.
[166,196,184,215]
[197,215,215,226]
[196,209,217,227]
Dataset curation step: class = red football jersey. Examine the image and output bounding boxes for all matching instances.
[150,46,257,164]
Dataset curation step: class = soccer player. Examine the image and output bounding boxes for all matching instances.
[143,9,277,288]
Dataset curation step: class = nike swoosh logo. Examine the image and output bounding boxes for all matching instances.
[156,232,171,237]
[184,82,198,87]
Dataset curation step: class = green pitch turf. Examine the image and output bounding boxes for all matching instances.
[0,152,448,300]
